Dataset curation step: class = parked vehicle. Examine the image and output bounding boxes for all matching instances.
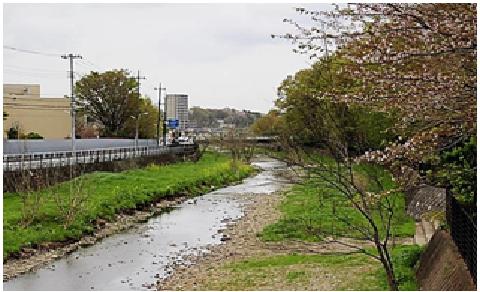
[178,136,193,145]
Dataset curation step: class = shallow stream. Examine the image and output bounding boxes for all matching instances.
[4,159,289,291]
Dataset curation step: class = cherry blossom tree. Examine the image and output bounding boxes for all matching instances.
[272,4,476,289]
[276,3,476,188]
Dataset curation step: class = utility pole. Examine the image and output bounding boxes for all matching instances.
[131,70,146,147]
[61,53,82,152]
[154,83,166,147]
[163,91,168,146]
[323,34,330,58]
[134,70,146,100]
[131,112,148,152]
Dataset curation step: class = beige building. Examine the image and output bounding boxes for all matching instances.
[3,84,72,139]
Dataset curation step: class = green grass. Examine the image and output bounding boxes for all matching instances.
[216,245,423,290]
[260,159,415,242]
[3,152,254,258]
[373,245,424,291]
[203,252,373,290]
[229,252,369,270]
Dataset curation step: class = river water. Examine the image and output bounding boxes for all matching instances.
[4,159,289,291]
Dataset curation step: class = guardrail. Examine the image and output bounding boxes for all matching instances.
[3,145,196,172]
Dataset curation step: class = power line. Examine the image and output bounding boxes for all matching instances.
[81,59,104,71]
[4,70,65,78]
[4,45,61,57]
[76,60,101,72]
[4,64,66,73]
[3,70,65,80]
[4,69,64,76]
[4,68,87,80]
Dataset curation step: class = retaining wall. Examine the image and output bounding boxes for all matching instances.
[416,230,476,290]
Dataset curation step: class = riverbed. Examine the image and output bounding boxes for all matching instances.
[4,158,290,291]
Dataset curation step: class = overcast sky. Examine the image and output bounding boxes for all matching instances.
[3,3,329,113]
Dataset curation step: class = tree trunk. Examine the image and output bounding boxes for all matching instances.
[374,238,399,290]
[382,258,398,291]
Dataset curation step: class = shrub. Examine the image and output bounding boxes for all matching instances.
[24,132,44,140]
[426,136,476,205]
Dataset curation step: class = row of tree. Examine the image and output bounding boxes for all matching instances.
[286,4,476,191]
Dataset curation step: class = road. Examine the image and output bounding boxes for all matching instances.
[3,139,158,155]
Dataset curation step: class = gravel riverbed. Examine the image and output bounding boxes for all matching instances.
[158,189,370,290]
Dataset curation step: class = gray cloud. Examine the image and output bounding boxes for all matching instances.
[4,3,328,112]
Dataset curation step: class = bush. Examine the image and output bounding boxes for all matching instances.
[385,245,424,290]
[23,132,44,140]
[6,127,19,139]
[426,136,476,205]
[6,129,44,140]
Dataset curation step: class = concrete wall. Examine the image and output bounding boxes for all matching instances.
[416,230,476,290]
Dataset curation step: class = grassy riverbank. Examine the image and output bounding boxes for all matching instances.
[202,245,423,290]
[171,153,419,290]
[252,155,418,290]
[159,160,421,290]
[261,157,415,241]
[3,152,254,258]
[260,180,414,242]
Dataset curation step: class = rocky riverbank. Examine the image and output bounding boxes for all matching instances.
[158,160,416,290]
[157,189,375,290]
[3,174,257,282]
[3,195,190,281]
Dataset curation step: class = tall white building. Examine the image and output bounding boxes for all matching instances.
[165,94,189,130]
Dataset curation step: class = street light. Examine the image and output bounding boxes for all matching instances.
[130,112,148,152]
[154,84,166,147]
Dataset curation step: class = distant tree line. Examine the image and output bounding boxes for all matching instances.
[188,107,262,128]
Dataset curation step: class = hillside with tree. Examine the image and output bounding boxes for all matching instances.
[188,106,262,129]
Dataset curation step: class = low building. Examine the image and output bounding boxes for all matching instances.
[3,84,72,139]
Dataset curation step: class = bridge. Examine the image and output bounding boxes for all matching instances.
[197,136,279,149]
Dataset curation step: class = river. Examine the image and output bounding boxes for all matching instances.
[4,159,289,291]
